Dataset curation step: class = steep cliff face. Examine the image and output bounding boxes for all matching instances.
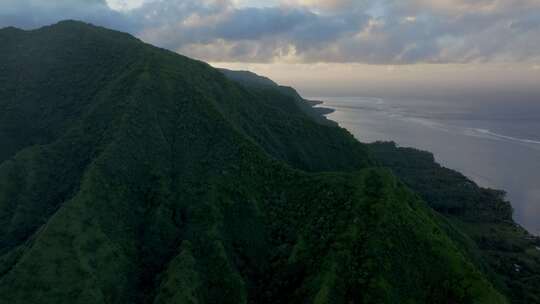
[0,21,509,304]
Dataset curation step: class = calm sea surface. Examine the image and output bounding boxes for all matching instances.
[316,96,540,235]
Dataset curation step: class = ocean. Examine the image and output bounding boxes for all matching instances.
[317,96,540,235]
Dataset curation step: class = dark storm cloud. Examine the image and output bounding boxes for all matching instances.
[1,0,539,64]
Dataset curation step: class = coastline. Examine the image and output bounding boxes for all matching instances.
[314,96,540,300]
[315,97,539,239]
[304,98,336,115]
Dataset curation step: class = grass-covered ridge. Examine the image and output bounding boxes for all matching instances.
[0,20,528,303]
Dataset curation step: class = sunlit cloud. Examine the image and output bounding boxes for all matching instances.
[1,0,539,65]
[105,0,146,11]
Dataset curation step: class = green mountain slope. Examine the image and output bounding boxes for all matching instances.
[218,68,337,126]
[220,59,540,304]
[218,68,540,304]
[0,21,512,303]
[370,142,540,303]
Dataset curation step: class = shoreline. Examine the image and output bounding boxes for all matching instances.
[315,97,540,238]
[305,98,336,115]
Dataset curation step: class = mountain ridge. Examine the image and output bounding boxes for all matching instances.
[0,21,536,304]
[213,49,540,304]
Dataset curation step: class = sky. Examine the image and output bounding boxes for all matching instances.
[1,0,539,97]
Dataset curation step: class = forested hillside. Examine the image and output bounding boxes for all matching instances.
[0,20,533,303]
[223,62,540,304]
[369,142,540,303]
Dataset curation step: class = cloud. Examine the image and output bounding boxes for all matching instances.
[106,0,147,11]
[1,0,539,65]
[286,0,363,12]
[0,0,133,31]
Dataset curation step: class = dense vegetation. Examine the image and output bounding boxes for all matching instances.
[0,20,535,303]
[369,142,540,303]
[223,66,540,304]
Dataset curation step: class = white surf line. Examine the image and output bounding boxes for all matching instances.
[473,128,540,145]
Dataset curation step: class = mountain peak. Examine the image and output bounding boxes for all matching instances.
[28,19,140,44]
[0,25,24,33]
[48,19,95,29]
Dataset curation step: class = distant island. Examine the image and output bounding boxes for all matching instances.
[0,21,538,304]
